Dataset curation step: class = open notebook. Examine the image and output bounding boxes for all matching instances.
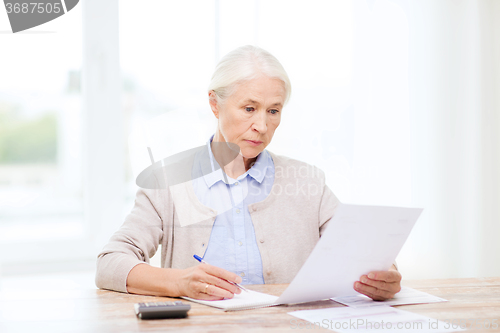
[182,204,422,311]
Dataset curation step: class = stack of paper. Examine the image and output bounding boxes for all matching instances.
[184,204,424,311]
[332,286,447,308]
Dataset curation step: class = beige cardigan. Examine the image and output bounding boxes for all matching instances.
[95,152,340,293]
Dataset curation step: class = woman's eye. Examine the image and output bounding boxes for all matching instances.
[245,107,254,112]
[269,109,279,115]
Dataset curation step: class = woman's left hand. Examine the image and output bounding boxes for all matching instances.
[353,269,402,301]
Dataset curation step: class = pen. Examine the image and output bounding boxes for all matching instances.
[193,254,249,292]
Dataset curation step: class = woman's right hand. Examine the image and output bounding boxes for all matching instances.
[174,264,243,300]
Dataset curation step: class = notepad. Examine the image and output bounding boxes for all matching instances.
[183,204,422,311]
[182,290,279,311]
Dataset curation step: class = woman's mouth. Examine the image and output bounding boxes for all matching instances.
[245,140,263,146]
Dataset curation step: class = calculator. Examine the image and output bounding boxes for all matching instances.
[134,301,191,319]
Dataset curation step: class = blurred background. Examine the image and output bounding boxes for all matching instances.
[0,0,498,283]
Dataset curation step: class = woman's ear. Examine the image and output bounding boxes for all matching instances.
[208,91,220,119]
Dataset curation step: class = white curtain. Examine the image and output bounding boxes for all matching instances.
[382,0,500,279]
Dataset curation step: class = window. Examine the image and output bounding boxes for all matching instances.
[0,5,86,270]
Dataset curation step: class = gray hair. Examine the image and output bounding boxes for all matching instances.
[208,45,291,105]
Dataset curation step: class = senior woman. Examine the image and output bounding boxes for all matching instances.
[96,45,401,302]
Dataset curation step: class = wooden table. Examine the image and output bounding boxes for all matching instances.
[1,273,499,332]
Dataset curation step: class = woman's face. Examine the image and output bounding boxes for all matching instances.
[210,75,285,160]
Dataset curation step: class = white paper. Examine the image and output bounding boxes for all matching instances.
[289,306,465,333]
[276,204,422,305]
[332,286,447,308]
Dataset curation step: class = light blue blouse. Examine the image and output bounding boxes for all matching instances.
[191,135,275,285]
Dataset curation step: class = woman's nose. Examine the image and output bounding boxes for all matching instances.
[252,111,268,133]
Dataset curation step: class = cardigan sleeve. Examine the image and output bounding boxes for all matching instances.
[95,187,164,293]
[318,182,341,237]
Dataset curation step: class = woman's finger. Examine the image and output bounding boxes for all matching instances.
[354,281,395,301]
[366,270,402,283]
[358,275,401,294]
[207,272,241,293]
[191,282,232,300]
[188,266,242,299]
[198,265,242,294]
